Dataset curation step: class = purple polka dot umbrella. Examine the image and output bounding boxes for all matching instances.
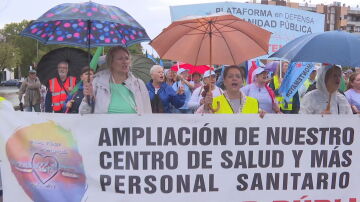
[20,1,150,48]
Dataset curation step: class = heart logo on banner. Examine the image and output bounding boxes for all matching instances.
[31,153,59,184]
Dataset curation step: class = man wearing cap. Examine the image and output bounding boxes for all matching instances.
[172,68,194,113]
[188,70,223,111]
[18,69,41,112]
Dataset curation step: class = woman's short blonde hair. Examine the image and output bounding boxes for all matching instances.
[106,46,130,68]
[150,65,164,75]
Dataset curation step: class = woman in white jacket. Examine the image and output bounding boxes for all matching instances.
[300,65,352,114]
[188,70,223,111]
[80,46,151,114]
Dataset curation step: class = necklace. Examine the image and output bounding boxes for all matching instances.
[111,74,126,84]
[224,91,245,113]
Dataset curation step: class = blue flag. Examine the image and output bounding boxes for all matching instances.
[146,53,162,65]
[279,62,315,102]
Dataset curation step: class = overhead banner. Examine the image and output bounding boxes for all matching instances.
[170,2,325,57]
[0,111,359,202]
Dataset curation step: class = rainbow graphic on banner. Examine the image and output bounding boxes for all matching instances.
[6,121,86,202]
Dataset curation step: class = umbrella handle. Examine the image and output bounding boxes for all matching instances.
[87,95,95,113]
[325,93,332,112]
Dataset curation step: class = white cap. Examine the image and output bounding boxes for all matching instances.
[203,70,216,78]
[177,68,189,75]
[253,67,266,75]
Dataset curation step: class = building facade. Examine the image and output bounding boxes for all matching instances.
[257,0,360,34]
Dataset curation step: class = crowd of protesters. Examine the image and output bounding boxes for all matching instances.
[7,46,360,116]
[1,46,360,201]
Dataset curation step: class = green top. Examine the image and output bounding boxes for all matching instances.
[339,76,346,92]
[108,83,136,114]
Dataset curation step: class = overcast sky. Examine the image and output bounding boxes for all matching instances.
[0,0,358,54]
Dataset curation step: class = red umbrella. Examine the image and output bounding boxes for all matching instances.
[170,62,211,74]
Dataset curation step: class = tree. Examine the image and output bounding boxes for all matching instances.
[0,42,20,80]
[128,43,143,55]
[1,20,38,77]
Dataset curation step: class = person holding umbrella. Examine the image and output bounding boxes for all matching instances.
[196,65,264,117]
[188,70,223,112]
[80,46,151,114]
[45,61,77,113]
[300,65,352,114]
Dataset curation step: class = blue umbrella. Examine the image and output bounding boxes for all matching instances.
[269,31,360,67]
[20,1,150,48]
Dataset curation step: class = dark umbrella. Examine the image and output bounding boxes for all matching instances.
[36,47,91,85]
[20,1,150,49]
[269,30,360,67]
[131,54,155,83]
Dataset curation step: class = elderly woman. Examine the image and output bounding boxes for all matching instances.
[300,65,352,114]
[80,46,151,114]
[345,72,360,114]
[146,65,185,113]
[197,65,263,115]
[188,70,223,111]
[172,68,194,113]
[241,68,281,113]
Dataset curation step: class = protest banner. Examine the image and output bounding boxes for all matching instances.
[0,111,359,202]
[279,62,315,101]
[170,2,325,57]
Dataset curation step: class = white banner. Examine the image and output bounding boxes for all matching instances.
[0,111,359,202]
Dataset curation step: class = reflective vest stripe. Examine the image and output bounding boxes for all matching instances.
[212,95,259,114]
[304,79,312,89]
[51,91,67,96]
[273,75,280,90]
[51,78,55,94]
[53,101,65,106]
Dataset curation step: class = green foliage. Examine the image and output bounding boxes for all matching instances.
[0,42,20,71]
[1,20,37,72]
[128,43,143,55]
